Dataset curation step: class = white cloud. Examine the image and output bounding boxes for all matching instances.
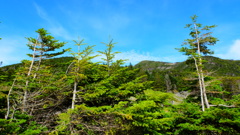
[228,40,240,58]
[49,26,76,41]
[216,39,240,60]
[115,50,161,64]
[93,50,187,65]
[0,37,29,66]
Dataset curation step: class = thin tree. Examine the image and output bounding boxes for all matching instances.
[22,28,67,111]
[6,28,67,117]
[177,15,218,111]
[21,38,39,112]
[98,39,126,76]
[27,28,67,78]
[67,38,98,109]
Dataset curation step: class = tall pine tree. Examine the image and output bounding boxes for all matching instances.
[177,15,218,111]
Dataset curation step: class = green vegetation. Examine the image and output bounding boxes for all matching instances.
[0,16,240,135]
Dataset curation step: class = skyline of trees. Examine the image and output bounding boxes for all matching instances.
[0,16,239,134]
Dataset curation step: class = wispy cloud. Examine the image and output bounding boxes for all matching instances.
[34,3,49,22]
[34,3,76,40]
[88,14,131,32]
[216,39,240,60]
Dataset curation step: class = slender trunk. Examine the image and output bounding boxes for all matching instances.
[26,41,37,78]
[72,60,79,109]
[33,48,43,79]
[107,58,110,76]
[72,81,77,109]
[11,105,16,119]
[194,23,210,110]
[193,23,201,57]
[200,67,210,108]
[22,90,28,112]
[5,79,16,119]
[193,57,205,111]
[23,42,37,112]
[29,45,42,113]
[66,62,74,74]
[72,46,80,109]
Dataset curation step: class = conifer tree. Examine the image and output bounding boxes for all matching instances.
[67,38,98,109]
[24,28,66,110]
[6,28,67,118]
[98,39,126,76]
[177,15,218,111]
[19,28,66,112]
[26,28,67,78]
[27,28,67,60]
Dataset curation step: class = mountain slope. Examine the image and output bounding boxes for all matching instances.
[135,56,240,76]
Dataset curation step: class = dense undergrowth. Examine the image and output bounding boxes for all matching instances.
[0,55,240,135]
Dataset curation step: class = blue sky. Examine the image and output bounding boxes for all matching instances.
[1,0,240,66]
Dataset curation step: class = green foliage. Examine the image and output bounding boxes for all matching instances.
[3,28,70,122]
[0,113,46,135]
[1,49,240,134]
[108,90,178,134]
[7,60,66,113]
[68,38,97,81]
[67,37,99,109]
[178,15,218,57]
[98,39,120,66]
[144,89,177,103]
[83,67,151,106]
[209,98,226,105]
[173,103,240,134]
[54,109,73,134]
[135,56,240,77]
[26,28,67,59]
[54,105,130,135]
[228,94,240,107]
[0,87,7,117]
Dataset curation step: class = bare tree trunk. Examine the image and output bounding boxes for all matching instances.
[72,62,80,109]
[72,49,80,109]
[194,23,210,111]
[11,105,16,119]
[33,46,43,79]
[23,42,38,112]
[107,58,110,76]
[22,90,28,112]
[200,67,210,108]
[5,79,16,119]
[72,81,77,109]
[66,62,74,74]
[193,57,205,111]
